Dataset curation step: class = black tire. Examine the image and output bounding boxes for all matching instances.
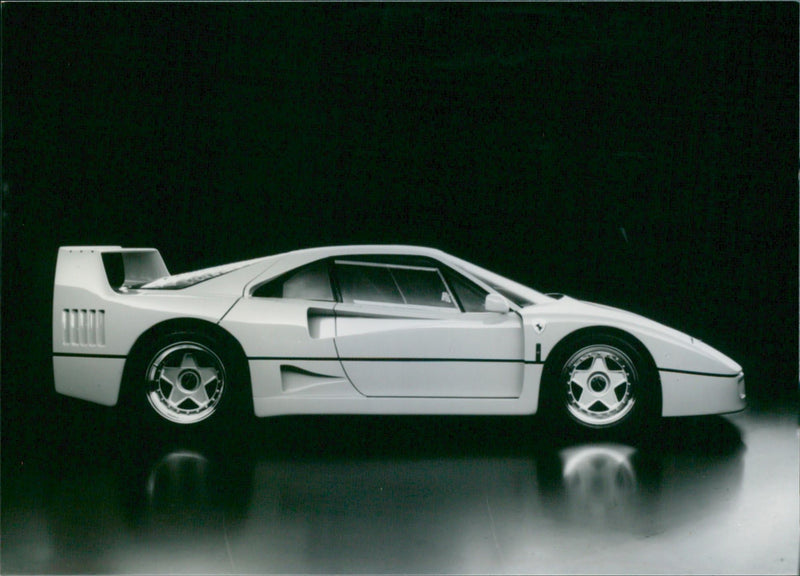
[541,331,659,438]
[123,330,248,431]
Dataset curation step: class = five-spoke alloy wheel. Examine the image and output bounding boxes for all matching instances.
[544,332,656,435]
[561,344,638,427]
[145,341,227,425]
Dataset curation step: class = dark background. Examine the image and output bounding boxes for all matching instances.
[2,2,797,421]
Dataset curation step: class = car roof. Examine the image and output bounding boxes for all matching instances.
[277,244,449,260]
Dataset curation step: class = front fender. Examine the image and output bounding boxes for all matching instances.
[526,298,741,376]
[522,298,745,417]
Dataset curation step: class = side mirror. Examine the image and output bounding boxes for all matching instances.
[484,293,510,313]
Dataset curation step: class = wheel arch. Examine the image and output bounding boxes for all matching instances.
[542,325,662,413]
[121,317,252,409]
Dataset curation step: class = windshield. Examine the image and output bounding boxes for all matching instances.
[445,255,554,308]
[483,282,535,308]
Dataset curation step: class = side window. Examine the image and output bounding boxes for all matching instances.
[252,260,334,301]
[336,263,403,304]
[335,260,458,309]
[391,267,456,308]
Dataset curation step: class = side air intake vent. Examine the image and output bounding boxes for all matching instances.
[62,309,106,346]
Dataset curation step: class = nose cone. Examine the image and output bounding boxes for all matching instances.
[692,338,742,374]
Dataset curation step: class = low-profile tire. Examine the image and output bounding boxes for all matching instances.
[123,330,248,431]
[541,331,659,438]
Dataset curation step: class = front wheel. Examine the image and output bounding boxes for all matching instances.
[543,333,658,436]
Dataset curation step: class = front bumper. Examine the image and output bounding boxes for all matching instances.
[660,370,746,417]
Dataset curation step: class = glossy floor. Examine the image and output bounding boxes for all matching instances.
[2,397,797,574]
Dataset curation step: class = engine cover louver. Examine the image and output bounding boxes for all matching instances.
[62,309,106,346]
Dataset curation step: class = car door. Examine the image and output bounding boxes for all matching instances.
[332,257,525,398]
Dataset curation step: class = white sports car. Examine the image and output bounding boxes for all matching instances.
[53,245,746,433]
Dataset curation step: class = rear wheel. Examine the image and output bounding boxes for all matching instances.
[125,330,247,429]
[145,341,227,425]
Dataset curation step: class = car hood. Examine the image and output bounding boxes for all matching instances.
[523,295,693,342]
[521,296,742,374]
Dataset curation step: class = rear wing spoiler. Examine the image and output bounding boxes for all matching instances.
[55,246,169,294]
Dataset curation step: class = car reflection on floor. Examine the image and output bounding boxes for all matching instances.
[5,403,781,575]
[127,434,744,574]
[553,443,641,523]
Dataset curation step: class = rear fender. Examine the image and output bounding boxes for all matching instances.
[52,246,238,406]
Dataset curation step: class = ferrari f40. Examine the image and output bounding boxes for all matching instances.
[52,245,746,433]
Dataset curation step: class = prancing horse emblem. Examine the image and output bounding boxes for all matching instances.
[533,319,546,334]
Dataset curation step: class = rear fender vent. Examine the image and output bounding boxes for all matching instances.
[62,309,106,346]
